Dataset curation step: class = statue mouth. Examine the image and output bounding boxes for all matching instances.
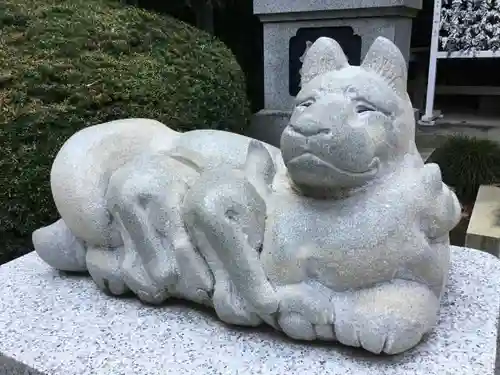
[288,153,380,178]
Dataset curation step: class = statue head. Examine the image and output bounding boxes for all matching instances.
[280,37,416,195]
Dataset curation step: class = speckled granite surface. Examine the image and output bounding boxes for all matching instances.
[0,246,499,375]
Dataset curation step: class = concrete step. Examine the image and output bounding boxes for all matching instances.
[466,184,500,258]
[416,114,500,150]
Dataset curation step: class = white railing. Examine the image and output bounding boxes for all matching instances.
[420,0,500,125]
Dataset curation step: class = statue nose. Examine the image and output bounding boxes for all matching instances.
[289,122,331,137]
[290,94,350,137]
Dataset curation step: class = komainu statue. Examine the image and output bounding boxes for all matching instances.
[33,36,461,355]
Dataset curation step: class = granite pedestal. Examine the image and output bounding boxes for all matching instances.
[0,247,499,375]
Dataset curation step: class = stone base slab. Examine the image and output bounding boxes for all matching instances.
[466,185,500,257]
[0,247,499,375]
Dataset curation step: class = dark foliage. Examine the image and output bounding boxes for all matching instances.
[427,135,500,204]
[0,0,250,263]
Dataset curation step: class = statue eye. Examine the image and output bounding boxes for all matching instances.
[298,99,314,108]
[356,104,376,113]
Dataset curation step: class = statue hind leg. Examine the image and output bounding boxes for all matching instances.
[33,119,179,271]
[49,118,179,247]
[183,169,279,326]
[102,153,214,305]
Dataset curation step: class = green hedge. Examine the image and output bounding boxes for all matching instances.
[427,136,500,204]
[0,0,251,264]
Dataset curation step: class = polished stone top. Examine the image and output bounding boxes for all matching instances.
[253,0,422,16]
[0,247,498,375]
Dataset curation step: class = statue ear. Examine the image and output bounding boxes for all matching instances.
[361,37,408,99]
[244,140,276,197]
[300,37,349,87]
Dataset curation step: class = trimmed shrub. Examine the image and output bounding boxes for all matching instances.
[427,135,500,204]
[0,0,251,263]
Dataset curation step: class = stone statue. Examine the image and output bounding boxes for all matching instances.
[33,36,461,355]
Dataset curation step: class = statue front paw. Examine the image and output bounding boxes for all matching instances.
[334,279,440,354]
[274,282,336,340]
[273,280,439,354]
[211,276,262,326]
